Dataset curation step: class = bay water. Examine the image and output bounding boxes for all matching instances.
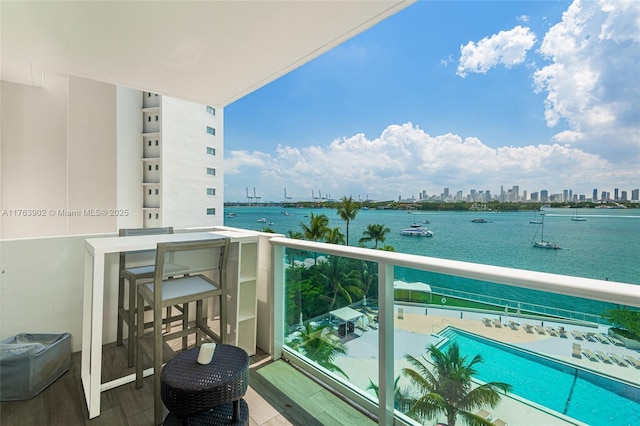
[225,206,639,313]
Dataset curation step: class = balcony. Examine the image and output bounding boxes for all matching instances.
[1,227,638,425]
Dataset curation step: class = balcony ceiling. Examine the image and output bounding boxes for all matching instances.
[1,1,413,106]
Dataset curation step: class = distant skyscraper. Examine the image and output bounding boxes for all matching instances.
[563,189,569,202]
[593,188,598,201]
[632,189,639,201]
[540,190,549,202]
[512,185,519,202]
[531,192,539,201]
[614,188,619,201]
[621,191,628,201]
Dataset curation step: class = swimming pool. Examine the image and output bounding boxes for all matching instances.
[436,328,640,425]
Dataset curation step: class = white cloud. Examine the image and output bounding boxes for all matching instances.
[457,25,537,77]
[533,0,640,161]
[225,123,633,202]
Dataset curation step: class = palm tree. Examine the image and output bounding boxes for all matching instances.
[367,376,415,413]
[325,226,346,245]
[402,343,512,426]
[287,230,303,239]
[299,213,330,266]
[318,256,363,310]
[336,196,359,246]
[290,323,348,378]
[299,212,329,242]
[359,223,391,249]
[353,261,377,301]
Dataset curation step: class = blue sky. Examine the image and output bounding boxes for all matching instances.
[224,0,639,202]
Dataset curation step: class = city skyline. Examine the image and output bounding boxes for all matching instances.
[224,1,639,203]
[230,184,639,204]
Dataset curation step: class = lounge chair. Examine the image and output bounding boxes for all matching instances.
[594,333,610,344]
[624,355,640,368]
[475,409,492,421]
[523,324,534,334]
[482,317,492,327]
[492,319,502,328]
[595,350,613,363]
[582,349,599,361]
[545,326,558,337]
[493,419,508,426]
[558,327,568,338]
[608,353,627,366]
[572,330,584,340]
[608,335,624,346]
[585,332,597,342]
[534,325,546,335]
[572,343,582,359]
[368,322,378,330]
[508,321,519,330]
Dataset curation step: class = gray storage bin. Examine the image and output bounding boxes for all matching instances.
[0,333,71,401]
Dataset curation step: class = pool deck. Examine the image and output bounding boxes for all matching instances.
[331,305,640,426]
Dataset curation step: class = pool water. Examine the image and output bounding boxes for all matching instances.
[437,328,640,425]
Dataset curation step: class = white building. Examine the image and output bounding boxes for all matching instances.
[1,82,223,238]
[140,92,224,229]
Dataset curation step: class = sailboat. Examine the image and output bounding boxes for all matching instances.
[532,215,561,249]
[571,209,587,221]
[529,210,543,224]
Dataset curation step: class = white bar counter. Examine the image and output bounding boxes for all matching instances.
[81,230,258,418]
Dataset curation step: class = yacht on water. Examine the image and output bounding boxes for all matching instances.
[529,211,543,224]
[572,209,587,221]
[532,216,561,249]
[471,218,488,223]
[400,223,434,237]
[257,217,267,223]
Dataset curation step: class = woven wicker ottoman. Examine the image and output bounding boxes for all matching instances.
[161,344,249,424]
[163,400,249,426]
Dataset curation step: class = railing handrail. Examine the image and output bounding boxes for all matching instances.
[269,236,640,308]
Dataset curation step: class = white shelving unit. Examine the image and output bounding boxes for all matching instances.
[224,237,258,355]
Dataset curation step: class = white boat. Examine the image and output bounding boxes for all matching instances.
[532,216,560,249]
[400,223,433,237]
[571,209,587,221]
[471,218,487,223]
[226,212,237,218]
[529,211,543,224]
[257,217,267,223]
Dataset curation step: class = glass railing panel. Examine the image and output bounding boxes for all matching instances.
[272,237,639,426]
[281,247,381,406]
[390,267,640,426]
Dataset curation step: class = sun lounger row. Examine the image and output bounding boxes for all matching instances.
[571,330,623,345]
[482,318,502,327]
[520,324,567,337]
[581,349,640,368]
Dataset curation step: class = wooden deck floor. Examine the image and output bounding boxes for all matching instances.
[0,342,376,426]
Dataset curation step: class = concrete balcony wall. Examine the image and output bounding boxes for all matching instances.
[0,234,111,352]
[0,227,274,354]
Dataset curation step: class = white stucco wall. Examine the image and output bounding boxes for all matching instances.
[160,97,224,229]
[0,74,119,238]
